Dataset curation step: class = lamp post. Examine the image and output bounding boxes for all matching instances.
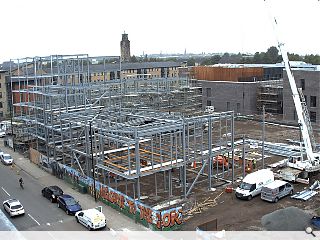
[89,120,97,202]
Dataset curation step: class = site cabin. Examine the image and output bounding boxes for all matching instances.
[235,169,274,200]
[261,180,294,203]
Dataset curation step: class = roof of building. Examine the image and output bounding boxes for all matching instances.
[212,61,316,69]
[90,61,181,72]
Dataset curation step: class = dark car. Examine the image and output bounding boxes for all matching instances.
[311,216,320,229]
[57,194,82,215]
[41,186,63,203]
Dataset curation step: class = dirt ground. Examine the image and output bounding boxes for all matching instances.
[110,117,320,231]
[181,118,320,231]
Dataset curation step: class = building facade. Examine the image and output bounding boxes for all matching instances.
[0,70,9,119]
[283,68,320,125]
[201,80,258,115]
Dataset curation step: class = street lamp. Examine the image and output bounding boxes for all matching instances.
[89,120,97,202]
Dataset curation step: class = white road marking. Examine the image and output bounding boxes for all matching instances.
[28,213,40,225]
[1,187,10,196]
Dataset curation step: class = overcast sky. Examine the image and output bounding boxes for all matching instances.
[1,0,319,62]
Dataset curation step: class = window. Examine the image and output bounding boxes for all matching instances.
[0,102,3,108]
[206,88,212,97]
[304,95,307,105]
[250,184,256,192]
[279,185,285,192]
[0,92,2,98]
[310,96,317,107]
[236,103,240,113]
[310,111,316,123]
[300,79,305,90]
[207,100,211,106]
[227,102,230,111]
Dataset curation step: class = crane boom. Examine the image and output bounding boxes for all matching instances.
[264,0,320,172]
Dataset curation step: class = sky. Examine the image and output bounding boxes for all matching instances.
[0,0,319,62]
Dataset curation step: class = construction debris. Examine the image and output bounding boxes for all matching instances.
[291,190,318,201]
[310,180,320,190]
[291,180,320,201]
[184,192,224,221]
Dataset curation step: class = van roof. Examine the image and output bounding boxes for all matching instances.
[243,169,274,184]
[82,208,105,218]
[263,180,288,189]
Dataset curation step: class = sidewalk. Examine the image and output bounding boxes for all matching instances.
[0,140,148,231]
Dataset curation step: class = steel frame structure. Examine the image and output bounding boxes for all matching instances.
[10,54,235,202]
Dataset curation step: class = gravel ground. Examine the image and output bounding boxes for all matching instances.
[261,206,312,231]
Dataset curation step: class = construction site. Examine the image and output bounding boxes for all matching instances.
[7,54,320,231]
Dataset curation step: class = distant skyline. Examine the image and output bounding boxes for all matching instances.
[1,0,319,63]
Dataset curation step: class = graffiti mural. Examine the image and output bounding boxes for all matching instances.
[62,165,183,230]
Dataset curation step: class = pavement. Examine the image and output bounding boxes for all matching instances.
[0,140,148,231]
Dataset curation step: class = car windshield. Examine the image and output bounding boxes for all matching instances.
[4,155,11,160]
[53,190,62,195]
[11,205,22,209]
[239,182,253,190]
[65,198,77,206]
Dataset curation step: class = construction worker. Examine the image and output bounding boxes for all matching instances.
[246,163,251,173]
[253,159,257,169]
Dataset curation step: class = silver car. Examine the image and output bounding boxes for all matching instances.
[1,153,13,165]
[261,180,293,203]
[3,199,25,217]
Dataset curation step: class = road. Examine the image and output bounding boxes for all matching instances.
[0,163,88,231]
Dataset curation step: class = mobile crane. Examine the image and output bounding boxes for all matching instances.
[264,0,320,179]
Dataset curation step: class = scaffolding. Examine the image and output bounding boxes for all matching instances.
[257,79,283,114]
[9,54,236,203]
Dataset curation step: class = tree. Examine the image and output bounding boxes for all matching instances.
[265,46,279,63]
[288,53,303,62]
[304,54,320,65]
[187,58,195,66]
[130,55,138,62]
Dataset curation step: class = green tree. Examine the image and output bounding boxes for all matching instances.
[130,55,138,62]
[304,54,320,65]
[265,46,279,63]
[288,53,303,61]
[187,58,196,66]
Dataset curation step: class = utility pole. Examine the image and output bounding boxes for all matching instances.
[89,121,97,202]
[262,105,265,169]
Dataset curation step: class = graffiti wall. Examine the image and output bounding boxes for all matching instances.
[62,165,183,230]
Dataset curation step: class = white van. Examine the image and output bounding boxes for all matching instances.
[75,208,106,230]
[235,169,274,200]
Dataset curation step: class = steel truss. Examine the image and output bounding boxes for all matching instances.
[10,55,235,202]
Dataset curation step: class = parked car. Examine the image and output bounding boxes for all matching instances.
[235,169,274,200]
[0,131,6,138]
[1,153,13,165]
[75,208,107,230]
[3,199,25,217]
[310,216,320,230]
[42,186,64,203]
[261,180,294,203]
[57,194,82,215]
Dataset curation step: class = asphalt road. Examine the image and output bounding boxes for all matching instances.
[0,163,87,230]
